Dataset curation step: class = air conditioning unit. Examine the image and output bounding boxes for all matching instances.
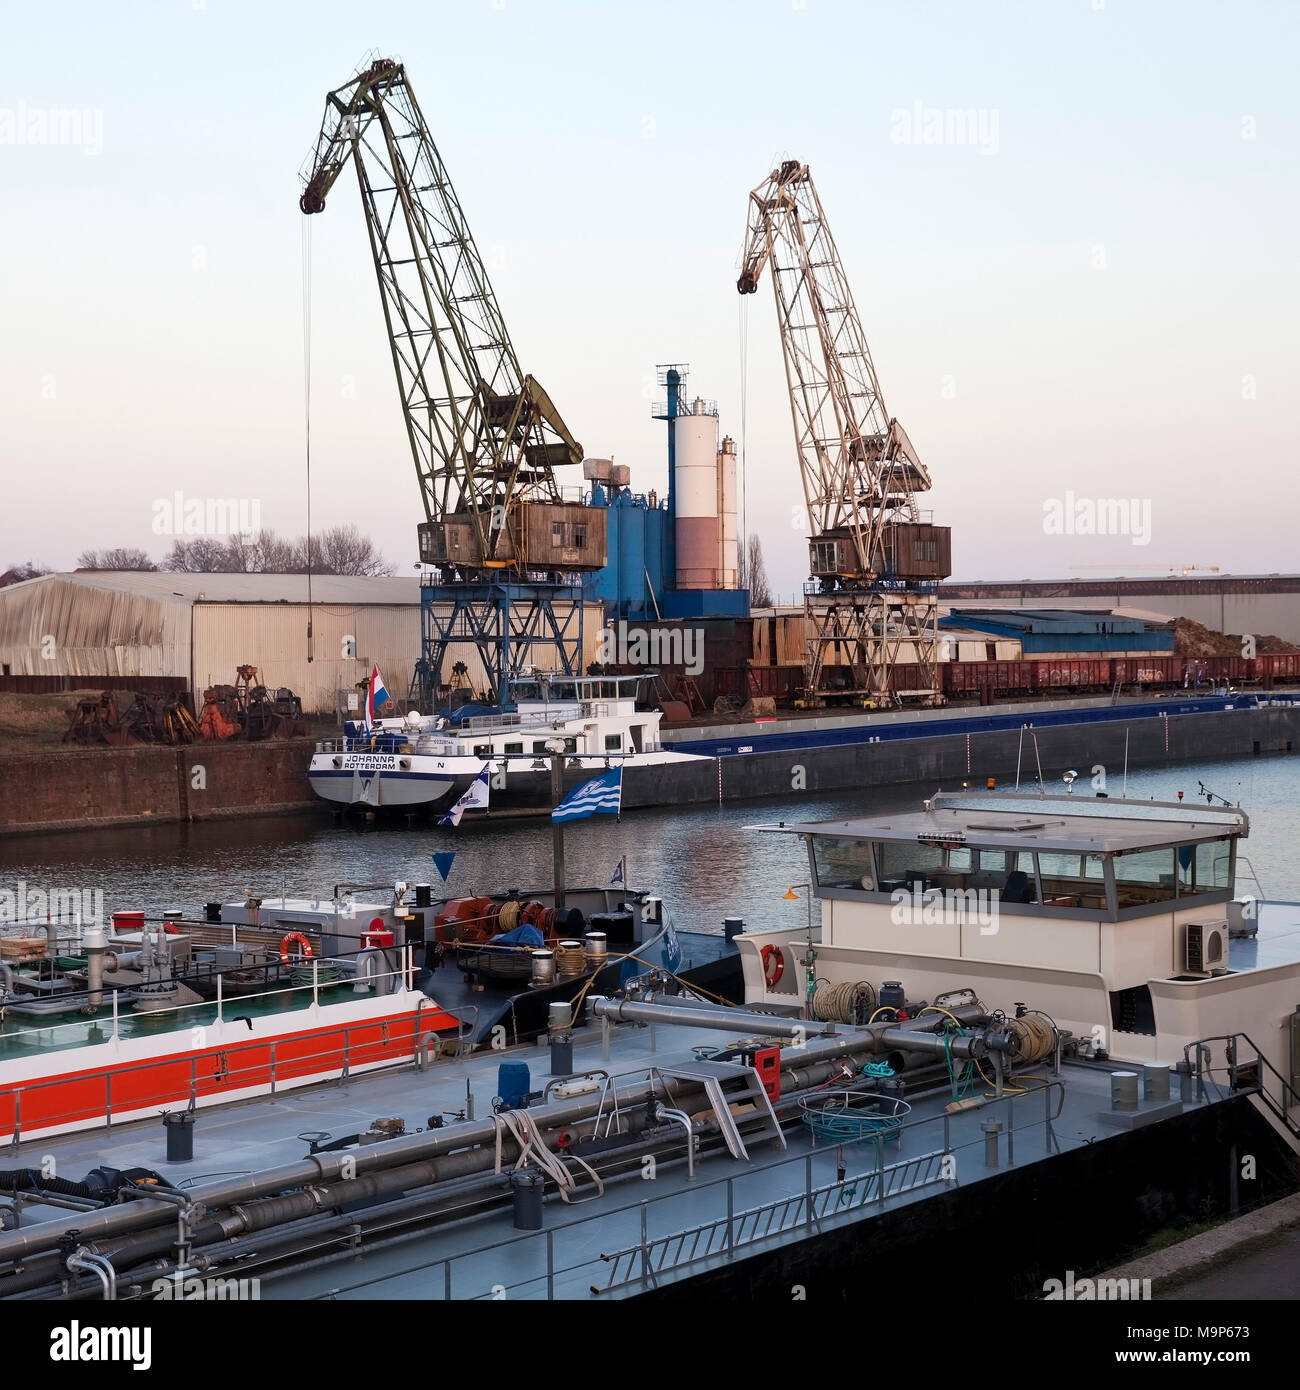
[1181,921,1229,978]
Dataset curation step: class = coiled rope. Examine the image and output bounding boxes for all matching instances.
[1007,1012,1056,1064]
[811,979,876,1023]
[553,941,587,978]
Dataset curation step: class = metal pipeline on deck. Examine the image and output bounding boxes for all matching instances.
[586,995,839,1038]
[0,1003,997,1267]
[0,1033,881,1264]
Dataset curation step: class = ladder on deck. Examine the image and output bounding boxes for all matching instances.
[654,1060,787,1159]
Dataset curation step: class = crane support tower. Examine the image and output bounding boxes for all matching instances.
[300,57,606,710]
[738,160,951,707]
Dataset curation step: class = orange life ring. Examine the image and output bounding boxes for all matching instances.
[761,943,784,987]
[280,931,313,963]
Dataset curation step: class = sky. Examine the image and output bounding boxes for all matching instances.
[1,0,1296,599]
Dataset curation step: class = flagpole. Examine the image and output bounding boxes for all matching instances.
[546,740,567,909]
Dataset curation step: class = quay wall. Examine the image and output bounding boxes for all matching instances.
[1,706,1297,837]
[0,739,317,836]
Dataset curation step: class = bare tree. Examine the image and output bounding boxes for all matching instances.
[161,537,234,572]
[223,529,300,574]
[740,534,773,608]
[76,548,158,571]
[299,524,395,576]
[92,527,393,577]
[0,560,49,588]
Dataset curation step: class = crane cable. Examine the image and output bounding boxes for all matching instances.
[738,294,749,585]
[301,215,314,659]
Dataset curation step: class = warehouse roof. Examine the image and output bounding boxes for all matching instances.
[2,571,423,605]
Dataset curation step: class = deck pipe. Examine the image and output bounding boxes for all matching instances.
[34,1117,757,1298]
[586,996,842,1038]
[0,1004,998,1267]
[7,1043,967,1296]
[84,927,108,1008]
[0,1032,882,1265]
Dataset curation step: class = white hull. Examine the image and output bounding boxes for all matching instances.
[308,749,703,810]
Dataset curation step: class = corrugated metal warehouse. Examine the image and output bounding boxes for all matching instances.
[938,577,1300,645]
[0,572,602,714]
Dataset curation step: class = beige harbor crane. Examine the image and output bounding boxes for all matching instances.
[738,160,951,707]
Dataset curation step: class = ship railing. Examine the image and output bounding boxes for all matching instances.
[298,1078,1068,1301]
[0,949,422,1141]
[1181,1032,1300,1135]
[0,958,427,1150]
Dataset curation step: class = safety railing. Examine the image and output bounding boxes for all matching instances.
[309,1079,1066,1302]
[0,956,425,1146]
[597,1147,951,1292]
[1182,1032,1300,1135]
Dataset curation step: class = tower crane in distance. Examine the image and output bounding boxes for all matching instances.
[738,160,951,707]
[300,57,606,710]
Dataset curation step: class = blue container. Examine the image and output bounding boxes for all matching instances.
[497,1061,531,1109]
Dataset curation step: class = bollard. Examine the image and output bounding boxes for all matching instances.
[1111,1071,1139,1112]
[1143,1063,1172,1102]
[982,1120,1003,1167]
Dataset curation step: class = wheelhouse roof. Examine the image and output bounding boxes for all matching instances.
[793,792,1248,855]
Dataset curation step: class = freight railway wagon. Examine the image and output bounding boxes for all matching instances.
[702,652,1300,708]
[940,652,1300,698]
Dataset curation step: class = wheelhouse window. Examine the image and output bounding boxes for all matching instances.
[1113,848,1176,908]
[1176,839,1231,894]
[604,734,622,751]
[811,838,876,890]
[1034,851,1107,909]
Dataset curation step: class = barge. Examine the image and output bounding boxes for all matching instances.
[1,791,1297,1302]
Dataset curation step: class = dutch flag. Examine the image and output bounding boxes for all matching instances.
[365,665,390,728]
[551,767,623,823]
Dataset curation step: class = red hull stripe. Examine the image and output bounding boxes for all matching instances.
[0,1004,458,1141]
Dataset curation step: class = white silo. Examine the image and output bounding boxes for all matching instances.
[674,398,720,588]
[717,434,738,588]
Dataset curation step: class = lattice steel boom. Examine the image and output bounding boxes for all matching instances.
[738,159,950,706]
[300,58,592,579]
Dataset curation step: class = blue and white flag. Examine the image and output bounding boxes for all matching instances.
[552,766,622,823]
[663,920,682,973]
[610,860,625,886]
[439,763,491,827]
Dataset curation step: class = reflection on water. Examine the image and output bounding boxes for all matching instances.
[1,755,1297,937]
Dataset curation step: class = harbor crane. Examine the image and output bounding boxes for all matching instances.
[738,160,951,706]
[300,58,606,710]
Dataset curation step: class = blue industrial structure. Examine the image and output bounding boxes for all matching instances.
[583,364,750,622]
[943,608,1175,655]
